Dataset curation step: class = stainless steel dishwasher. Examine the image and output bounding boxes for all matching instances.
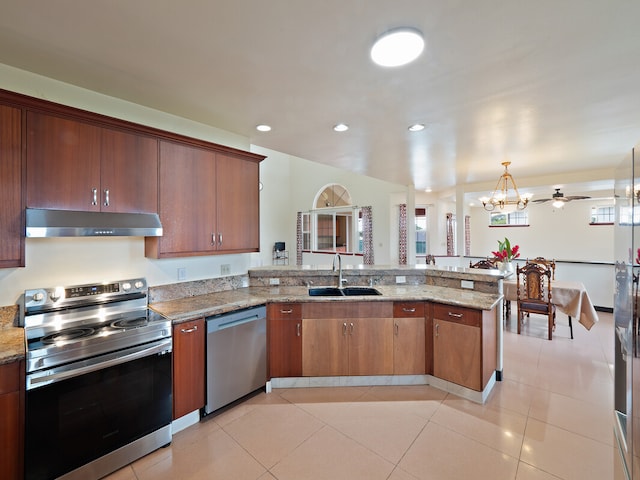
[204,305,267,414]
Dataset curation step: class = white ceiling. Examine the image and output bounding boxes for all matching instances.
[1,1,639,196]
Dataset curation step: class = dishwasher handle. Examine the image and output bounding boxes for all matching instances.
[215,314,261,330]
[206,306,266,332]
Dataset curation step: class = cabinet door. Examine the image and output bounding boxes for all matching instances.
[215,153,260,252]
[268,303,302,378]
[433,319,481,390]
[302,318,348,376]
[0,361,24,480]
[26,111,102,210]
[350,317,394,375]
[393,317,426,375]
[393,302,426,375]
[100,128,158,213]
[172,318,205,419]
[149,141,216,257]
[0,104,23,268]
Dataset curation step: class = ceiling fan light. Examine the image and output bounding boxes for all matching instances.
[552,199,565,209]
[371,28,425,67]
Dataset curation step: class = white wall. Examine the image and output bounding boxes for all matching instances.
[469,199,613,261]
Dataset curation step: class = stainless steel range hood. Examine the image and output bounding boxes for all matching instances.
[26,208,163,237]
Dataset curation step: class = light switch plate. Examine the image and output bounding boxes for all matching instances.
[269,278,280,285]
[395,276,406,284]
[221,264,230,275]
[177,267,186,281]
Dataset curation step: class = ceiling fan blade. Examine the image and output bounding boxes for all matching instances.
[565,195,591,201]
[532,198,552,203]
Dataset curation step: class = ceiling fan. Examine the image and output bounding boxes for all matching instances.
[532,188,591,206]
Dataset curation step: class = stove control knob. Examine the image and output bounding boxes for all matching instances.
[134,280,144,290]
[33,292,45,302]
[121,282,132,292]
[49,291,61,301]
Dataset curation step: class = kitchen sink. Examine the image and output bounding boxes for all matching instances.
[308,286,382,296]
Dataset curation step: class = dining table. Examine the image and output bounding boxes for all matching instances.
[503,278,599,330]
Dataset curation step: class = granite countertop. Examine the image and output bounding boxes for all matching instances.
[0,305,23,365]
[0,284,502,363]
[150,285,503,324]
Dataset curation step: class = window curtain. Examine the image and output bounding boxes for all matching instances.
[296,211,303,265]
[361,206,374,265]
[464,215,471,256]
[398,204,407,265]
[446,213,454,256]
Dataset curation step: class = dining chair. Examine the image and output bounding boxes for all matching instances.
[469,258,511,318]
[516,262,556,340]
[426,254,436,265]
[527,257,556,280]
[469,258,498,269]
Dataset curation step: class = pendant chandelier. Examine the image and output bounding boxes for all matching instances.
[481,161,530,211]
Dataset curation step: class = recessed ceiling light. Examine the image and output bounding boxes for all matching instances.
[424,188,432,193]
[333,123,349,132]
[256,124,271,132]
[408,123,425,132]
[371,28,425,67]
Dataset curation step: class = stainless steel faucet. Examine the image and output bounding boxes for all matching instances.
[333,253,347,288]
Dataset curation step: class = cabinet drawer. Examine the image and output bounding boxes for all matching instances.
[433,304,481,328]
[268,303,302,320]
[393,302,425,317]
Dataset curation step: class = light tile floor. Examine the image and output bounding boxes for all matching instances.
[106,308,622,480]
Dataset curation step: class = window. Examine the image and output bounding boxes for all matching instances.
[490,210,529,226]
[302,184,363,254]
[590,205,614,224]
[619,205,640,226]
[415,207,427,254]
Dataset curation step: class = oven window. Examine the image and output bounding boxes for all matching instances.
[25,350,172,480]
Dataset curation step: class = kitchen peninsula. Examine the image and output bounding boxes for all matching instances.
[149,264,505,405]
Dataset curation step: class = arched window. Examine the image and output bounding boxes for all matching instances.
[302,184,362,254]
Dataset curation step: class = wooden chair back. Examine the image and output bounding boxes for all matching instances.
[425,254,436,265]
[469,258,498,269]
[527,257,556,279]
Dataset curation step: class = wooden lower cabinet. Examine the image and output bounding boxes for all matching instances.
[432,303,496,391]
[172,318,205,419]
[301,302,394,376]
[393,302,426,375]
[267,303,303,378]
[0,360,24,480]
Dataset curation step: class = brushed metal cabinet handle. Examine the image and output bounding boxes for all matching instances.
[103,189,110,207]
[180,325,198,334]
[296,323,301,337]
[280,309,293,314]
[448,312,463,318]
[435,323,439,337]
[91,188,98,206]
[402,307,416,313]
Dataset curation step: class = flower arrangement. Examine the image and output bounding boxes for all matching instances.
[492,237,520,262]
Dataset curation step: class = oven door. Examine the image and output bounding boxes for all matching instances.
[25,339,172,480]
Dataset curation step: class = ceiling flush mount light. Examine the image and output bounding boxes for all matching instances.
[408,123,425,132]
[256,124,271,132]
[480,161,530,211]
[333,123,349,132]
[371,27,425,67]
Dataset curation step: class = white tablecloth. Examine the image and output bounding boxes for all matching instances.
[503,279,599,330]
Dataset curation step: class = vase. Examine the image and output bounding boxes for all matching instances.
[499,261,514,275]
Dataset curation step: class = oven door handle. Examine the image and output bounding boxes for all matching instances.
[27,339,172,390]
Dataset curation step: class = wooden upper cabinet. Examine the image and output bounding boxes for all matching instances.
[146,141,217,257]
[100,127,158,213]
[26,111,158,213]
[146,141,261,258]
[0,103,24,268]
[216,153,260,252]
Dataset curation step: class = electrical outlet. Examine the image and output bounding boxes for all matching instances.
[461,280,474,289]
[395,275,406,284]
[269,278,280,285]
[221,264,231,275]
[177,267,186,281]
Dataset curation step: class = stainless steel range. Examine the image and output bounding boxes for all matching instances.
[21,278,173,480]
